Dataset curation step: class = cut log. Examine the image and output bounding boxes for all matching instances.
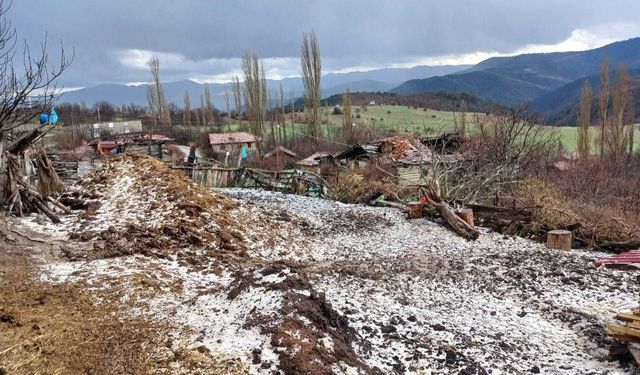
[606,322,640,341]
[421,183,479,240]
[433,201,480,240]
[407,201,423,219]
[47,196,72,214]
[617,312,640,323]
[455,208,474,228]
[373,199,407,211]
[547,229,572,251]
[466,203,533,222]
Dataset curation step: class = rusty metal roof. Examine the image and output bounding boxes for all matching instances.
[595,249,640,269]
[296,152,334,167]
[208,132,256,145]
[264,146,298,159]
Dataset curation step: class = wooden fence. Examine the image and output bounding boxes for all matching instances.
[171,165,328,197]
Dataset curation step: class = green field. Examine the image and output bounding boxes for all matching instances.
[41,104,640,153]
[323,105,640,152]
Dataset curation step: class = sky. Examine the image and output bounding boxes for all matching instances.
[9,0,640,88]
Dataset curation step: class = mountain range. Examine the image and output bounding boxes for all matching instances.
[391,37,640,107]
[61,37,640,125]
[60,65,469,109]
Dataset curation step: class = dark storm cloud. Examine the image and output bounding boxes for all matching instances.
[8,0,640,87]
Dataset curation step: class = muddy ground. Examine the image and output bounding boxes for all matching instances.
[2,155,639,374]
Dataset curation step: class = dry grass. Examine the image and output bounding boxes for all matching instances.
[0,259,158,374]
[517,177,640,246]
[0,256,249,375]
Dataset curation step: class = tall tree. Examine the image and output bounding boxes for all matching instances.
[608,65,630,161]
[146,56,171,126]
[290,88,295,142]
[199,93,205,125]
[301,31,321,148]
[279,83,286,145]
[224,90,231,132]
[183,91,192,140]
[629,103,636,155]
[202,85,214,125]
[598,58,609,159]
[458,100,467,138]
[183,91,192,125]
[231,75,243,130]
[242,51,267,148]
[342,88,352,141]
[577,81,592,158]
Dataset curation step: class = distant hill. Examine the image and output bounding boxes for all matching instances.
[532,72,640,125]
[60,64,469,109]
[391,37,640,105]
[321,91,500,113]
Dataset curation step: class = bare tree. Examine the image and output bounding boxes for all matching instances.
[607,65,631,162]
[342,88,352,141]
[0,1,72,134]
[629,101,636,155]
[267,89,275,146]
[290,88,295,125]
[183,91,192,124]
[199,93,205,125]
[202,85,214,125]
[301,31,321,148]
[183,91,192,140]
[458,100,467,137]
[577,81,592,158]
[146,56,171,127]
[231,75,243,129]
[598,58,609,159]
[279,83,286,145]
[475,105,559,175]
[242,50,266,149]
[223,90,231,132]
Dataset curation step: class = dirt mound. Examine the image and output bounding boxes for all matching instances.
[58,153,246,259]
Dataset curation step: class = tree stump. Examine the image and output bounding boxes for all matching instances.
[455,208,474,228]
[547,230,572,250]
[407,201,423,219]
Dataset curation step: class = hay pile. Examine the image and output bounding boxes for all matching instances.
[58,153,247,259]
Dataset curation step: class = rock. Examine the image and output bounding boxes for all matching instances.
[432,323,446,331]
[381,325,397,334]
[445,351,456,364]
[529,365,540,373]
[407,315,417,322]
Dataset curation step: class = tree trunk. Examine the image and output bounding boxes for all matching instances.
[433,201,479,240]
[407,201,423,219]
[547,230,572,250]
[455,208,474,228]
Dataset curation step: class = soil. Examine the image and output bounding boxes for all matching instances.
[7,154,640,374]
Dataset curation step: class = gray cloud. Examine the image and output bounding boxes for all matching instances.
[8,0,640,87]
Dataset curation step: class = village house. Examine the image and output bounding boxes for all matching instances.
[295,152,335,174]
[208,132,257,156]
[89,120,143,139]
[262,146,298,170]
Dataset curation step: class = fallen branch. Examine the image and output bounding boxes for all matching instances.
[421,182,479,240]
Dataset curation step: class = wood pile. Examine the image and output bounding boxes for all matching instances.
[1,126,70,223]
[606,306,640,365]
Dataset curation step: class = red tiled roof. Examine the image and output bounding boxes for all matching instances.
[208,132,256,145]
